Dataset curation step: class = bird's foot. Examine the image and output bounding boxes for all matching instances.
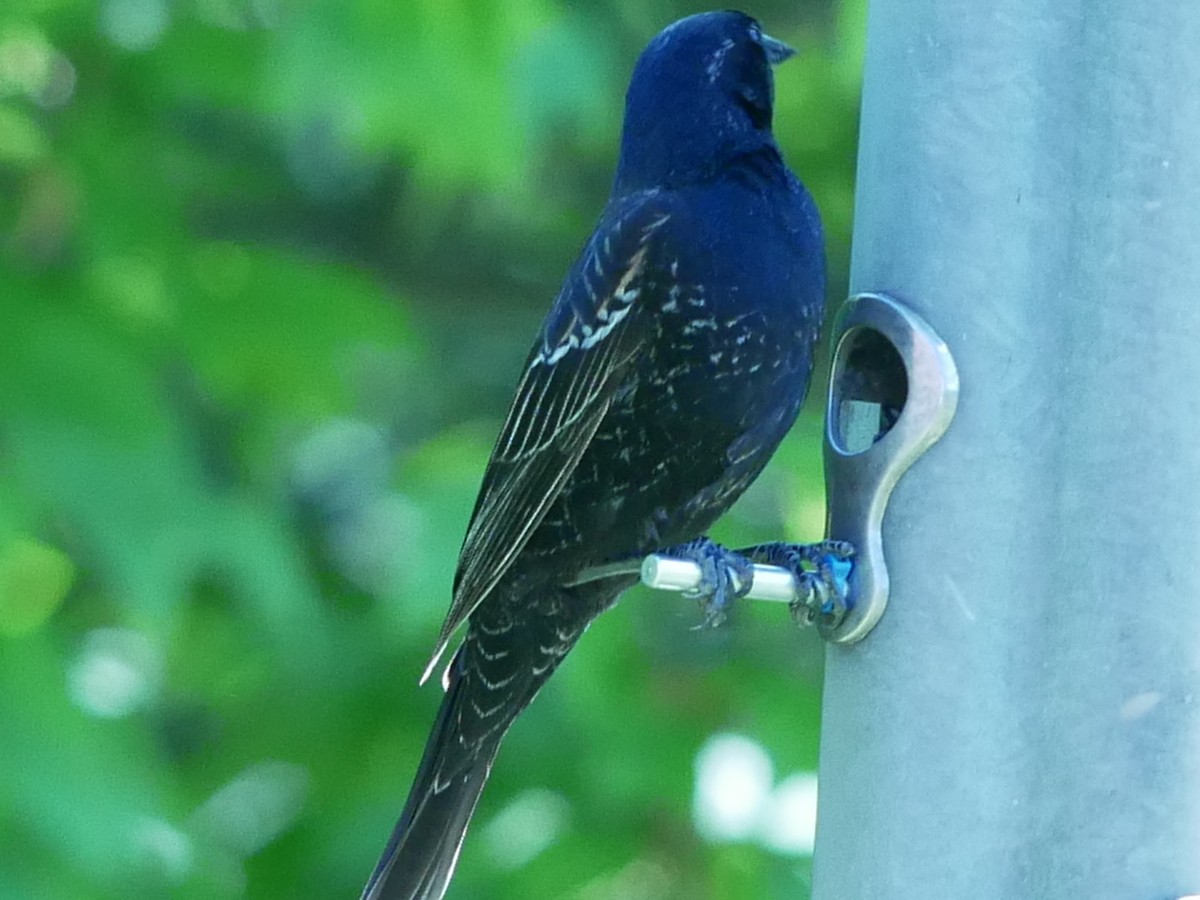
[737,540,855,627]
[656,536,755,628]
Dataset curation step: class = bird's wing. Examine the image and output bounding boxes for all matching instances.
[420,193,674,683]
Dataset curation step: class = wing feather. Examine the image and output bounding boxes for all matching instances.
[420,195,672,683]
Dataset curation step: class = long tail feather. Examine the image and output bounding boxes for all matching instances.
[361,579,627,900]
[360,651,500,900]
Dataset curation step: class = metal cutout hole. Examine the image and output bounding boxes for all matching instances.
[830,326,908,455]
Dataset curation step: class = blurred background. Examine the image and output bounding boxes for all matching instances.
[0,0,863,897]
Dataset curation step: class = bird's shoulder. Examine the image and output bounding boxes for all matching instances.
[545,168,813,325]
[536,188,680,355]
[617,164,823,316]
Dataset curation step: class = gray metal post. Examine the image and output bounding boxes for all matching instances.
[813,3,1200,898]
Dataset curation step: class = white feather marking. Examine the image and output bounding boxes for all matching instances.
[683,316,718,335]
[471,696,505,719]
[643,213,671,237]
[544,333,579,365]
[477,616,511,636]
[479,670,516,690]
[706,37,735,82]
[581,303,631,349]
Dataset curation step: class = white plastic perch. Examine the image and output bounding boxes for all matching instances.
[638,555,800,604]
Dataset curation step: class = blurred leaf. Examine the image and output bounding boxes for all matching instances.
[0,536,74,635]
[0,102,47,164]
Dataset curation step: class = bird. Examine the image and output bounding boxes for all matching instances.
[361,11,849,899]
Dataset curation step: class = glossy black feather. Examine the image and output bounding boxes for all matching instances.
[363,11,826,899]
[422,194,673,682]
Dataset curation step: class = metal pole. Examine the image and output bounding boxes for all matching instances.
[813,2,1200,898]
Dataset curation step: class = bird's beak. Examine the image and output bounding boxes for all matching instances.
[758,31,796,65]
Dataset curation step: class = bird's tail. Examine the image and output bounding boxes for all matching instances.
[360,645,503,900]
[361,578,629,900]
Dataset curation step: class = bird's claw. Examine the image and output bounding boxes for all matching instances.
[737,540,855,628]
[657,536,755,628]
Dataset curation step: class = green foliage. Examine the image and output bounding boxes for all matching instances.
[0,1,863,897]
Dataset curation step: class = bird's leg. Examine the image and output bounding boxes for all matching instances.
[653,536,756,628]
[734,540,855,626]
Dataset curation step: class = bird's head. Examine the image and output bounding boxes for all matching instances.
[615,11,795,192]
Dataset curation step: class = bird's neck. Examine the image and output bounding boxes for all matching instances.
[613,125,780,194]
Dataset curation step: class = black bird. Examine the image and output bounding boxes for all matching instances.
[362,11,847,899]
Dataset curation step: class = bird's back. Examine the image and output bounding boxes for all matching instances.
[516,151,825,576]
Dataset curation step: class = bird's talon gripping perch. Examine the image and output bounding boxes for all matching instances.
[737,541,854,628]
[788,555,853,627]
[657,537,756,628]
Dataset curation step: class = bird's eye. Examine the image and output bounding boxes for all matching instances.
[748,24,762,44]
